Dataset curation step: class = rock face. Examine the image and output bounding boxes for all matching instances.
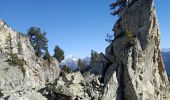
[0,20,60,98]
[103,0,170,100]
[36,0,170,100]
[90,53,109,75]
[42,72,103,100]
[1,0,170,99]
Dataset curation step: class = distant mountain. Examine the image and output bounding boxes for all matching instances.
[162,51,170,75]
[59,55,90,70]
[60,52,170,74]
[81,57,91,66]
[162,48,170,52]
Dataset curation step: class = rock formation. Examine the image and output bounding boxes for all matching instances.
[44,0,170,100]
[103,0,170,99]
[0,20,60,99]
[0,0,170,100]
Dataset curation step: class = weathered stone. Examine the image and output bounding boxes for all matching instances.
[8,92,47,100]
[102,0,170,100]
[90,53,109,75]
[0,20,60,98]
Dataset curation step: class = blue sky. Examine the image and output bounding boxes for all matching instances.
[0,0,169,58]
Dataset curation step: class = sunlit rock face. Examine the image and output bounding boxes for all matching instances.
[0,20,60,97]
[102,0,170,100]
[1,0,170,99]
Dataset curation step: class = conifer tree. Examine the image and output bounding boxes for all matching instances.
[78,59,85,71]
[110,0,127,16]
[27,27,48,57]
[53,45,64,62]
[90,50,99,63]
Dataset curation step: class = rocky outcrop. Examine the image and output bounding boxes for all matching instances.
[1,0,170,99]
[0,20,60,98]
[90,53,109,75]
[103,0,170,100]
[42,72,104,100]
[7,92,47,100]
[37,0,170,100]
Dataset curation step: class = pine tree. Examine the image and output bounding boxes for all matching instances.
[44,47,51,62]
[105,33,114,43]
[78,59,85,71]
[27,27,48,57]
[5,32,13,55]
[53,45,64,62]
[17,33,23,55]
[5,33,25,68]
[62,65,72,73]
[91,50,99,63]
[110,0,127,16]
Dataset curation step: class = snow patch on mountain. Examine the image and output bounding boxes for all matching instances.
[59,55,90,70]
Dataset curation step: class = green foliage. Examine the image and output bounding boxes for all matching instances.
[0,89,3,98]
[53,45,64,62]
[125,30,136,47]
[5,33,13,54]
[17,33,23,55]
[6,54,26,76]
[105,33,113,43]
[5,32,26,76]
[43,47,52,63]
[91,50,99,63]
[27,27,48,57]
[7,54,25,67]
[110,0,126,16]
[77,59,85,71]
[62,65,72,73]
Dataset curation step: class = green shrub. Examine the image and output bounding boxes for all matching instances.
[78,59,85,72]
[6,54,26,76]
[0,89,4,98]
[43,48,52,64]
[62,65,72,73]
[127,30,136,47]
[7,54,25,67]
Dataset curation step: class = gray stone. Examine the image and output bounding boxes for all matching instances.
[0,20,60,98]
[102,0,170,100]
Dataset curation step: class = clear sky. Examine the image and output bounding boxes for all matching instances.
[0,0,169,58]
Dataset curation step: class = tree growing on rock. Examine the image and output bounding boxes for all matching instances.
[5,33,26,75]
[43,47,51,62]
[90,50,99,63]
[27,27,48,57]
[105,33,114,43]
[62,65,72,73]
[53,45,64,62]
[78,59,85,71]
[0,89,4,98]
[17,33,23,55]
[110,0,127,16]
[5,32,13,54]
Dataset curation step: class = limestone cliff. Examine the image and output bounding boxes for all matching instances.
[103,0,170,99]
[0,20,60,98]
